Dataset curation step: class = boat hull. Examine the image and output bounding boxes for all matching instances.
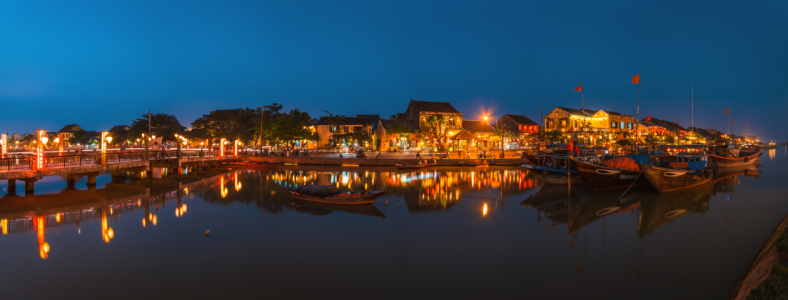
[569,157,646,190]
[642,165,714,193]
[282,188,386,205]
[709,152,761,168]
[521,163,583,185]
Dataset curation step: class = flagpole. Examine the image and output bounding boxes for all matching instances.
[635,82,640,148]
[691,78,694,135]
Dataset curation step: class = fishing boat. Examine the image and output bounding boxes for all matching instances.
[281,184,386,204]
[521,155,583,185]
[641,161,714,193]
[569,156,646,190]
[708,151,762,168]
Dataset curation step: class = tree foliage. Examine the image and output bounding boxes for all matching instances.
[423,114,449,150]
[129,113,185,142]
[68,130,91,145]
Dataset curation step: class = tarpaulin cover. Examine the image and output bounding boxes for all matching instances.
[296,185,341,198]
[669,162,689,170]
[602,157,641,172]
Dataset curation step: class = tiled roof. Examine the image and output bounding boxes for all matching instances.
[642,117,687,132]
[501,114,538,126]
[316,116,373,126]
[57,124,82,133]
[380,119,418,132]
[556,107,597,116]
[356,114,381,125]
[408,100,460,114]
[452,130,477,140]
[462,120,494,133]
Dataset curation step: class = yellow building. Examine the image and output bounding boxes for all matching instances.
[544,107,635,141]
[315,117,374,150]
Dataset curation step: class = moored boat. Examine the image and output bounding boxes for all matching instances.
[641,162,714,193]
[709,152,762,168]
[521,162,583,185]
[281,184,386,204]
[569,156,646,190]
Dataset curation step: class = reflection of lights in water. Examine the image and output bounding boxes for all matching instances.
[102,208,114,243]
[37,217,49,259]
[55,213,61,222]
[235,173,242,191]
[220,177,228,198]
[142,218,147,227]
[1,219,7,234]
[769,149,775,160]
[483,203,488,216]
[184,188,189,195]
[152,215,157,225]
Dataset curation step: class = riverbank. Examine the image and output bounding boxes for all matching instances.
[731,213,788,299]
[245,156,530,166]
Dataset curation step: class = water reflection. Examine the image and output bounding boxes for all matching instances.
[521,164,762,238]
[0,162,764,264]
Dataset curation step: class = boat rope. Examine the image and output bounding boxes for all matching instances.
[617,167,646,201]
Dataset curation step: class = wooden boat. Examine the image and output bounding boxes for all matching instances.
[521,163,583,185]
[642,164,714,193]
[709,152,762,168]
[395,164,423,170]
[290,199,387,218]
[638,181,714,237]
[569,156,647,190]
[281,185,386,204]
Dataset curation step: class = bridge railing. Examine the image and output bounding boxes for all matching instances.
[0,156,34,171]
[106,152,145,163]
[44,155,99,168]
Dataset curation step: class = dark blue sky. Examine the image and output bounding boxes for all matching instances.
[1,0,786,140]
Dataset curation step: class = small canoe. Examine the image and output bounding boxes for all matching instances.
[281,186,386,204]
[709,152,762,168]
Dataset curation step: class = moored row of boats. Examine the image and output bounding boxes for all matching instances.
[521,142,763,193]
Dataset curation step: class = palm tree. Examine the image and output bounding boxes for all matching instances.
[424,114,448,151]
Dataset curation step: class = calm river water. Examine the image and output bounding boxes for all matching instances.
[1,149,787,299]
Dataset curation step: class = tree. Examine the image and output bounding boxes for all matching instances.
[322,111,346,148]
[109,127,129,146]
[129,113,185,142]
[493,122,517,157]
[276,109,316,147]
[69,130,91,145]
[386,122,411,149]
[423,114,448,151]
[538,130,563,144]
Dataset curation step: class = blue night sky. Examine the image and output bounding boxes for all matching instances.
[1,0,786,140]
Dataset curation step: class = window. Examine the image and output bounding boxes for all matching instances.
[343,126,349,133]
[627,123,633,130]
[561,120,567,129]
[620,122,625,129]
[353,126,362,132]
[330,126,338,133]
[611,121,618,129]
[448,118,456,126]
[547,121,554,129]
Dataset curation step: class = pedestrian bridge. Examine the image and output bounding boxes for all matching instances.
[1,149,232,195]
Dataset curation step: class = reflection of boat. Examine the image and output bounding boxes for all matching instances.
[642,164,714,193]
[709,152,762,168]
[714,165,760,181]
[521,185,592,209]
[290,199,387,218]
[280,186,386,204]
[570,156,647,190]
[568,187,643,234]
[638,181,714,237]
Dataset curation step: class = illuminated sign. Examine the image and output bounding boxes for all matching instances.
[100,131,108,165]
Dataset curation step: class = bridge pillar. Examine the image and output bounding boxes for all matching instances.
[22,178,38,196]
[86,175,97,191]
[111,170,122,183]
[6,179,16,196]
[66,175,76,190]
[133,171,143,179]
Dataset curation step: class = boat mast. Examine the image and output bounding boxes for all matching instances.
[691,78,694,136]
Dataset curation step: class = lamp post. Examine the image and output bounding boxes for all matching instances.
[100,131,109,165]
[35,129,46,170]
[1,133,6,158]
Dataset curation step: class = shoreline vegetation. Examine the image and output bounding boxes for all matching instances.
[732,213,788,299]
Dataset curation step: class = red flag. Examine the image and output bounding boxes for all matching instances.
[568,127,574,132]
[574,83,582,92]
[631,74,640,84]
[644,115,651,122]
[731,118,733,122]
[725,108,729,114]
